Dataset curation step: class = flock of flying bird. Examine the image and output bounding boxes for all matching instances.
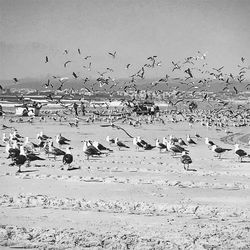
[2,123,250,173]
[1,50,249,109]
[41,50,249,104]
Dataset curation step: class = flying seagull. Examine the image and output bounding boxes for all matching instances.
[64,60,72,68]
[108,51,116,59]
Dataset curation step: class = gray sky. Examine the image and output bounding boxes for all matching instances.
[0,0,250,80]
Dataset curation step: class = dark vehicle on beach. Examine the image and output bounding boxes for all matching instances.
[133,101,158,115]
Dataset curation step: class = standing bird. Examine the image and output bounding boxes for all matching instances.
[26,152,45,166]
[82,141,103,160]
[195,133,202,139]
[211,145,231,159]
[62,146,73,170]
[106,136,115,145]
[155,139,167,152]
[167,141,187,156]
[56,135,70,147]
[13,146,27,173]
[178,138,187,146]
[205,137,215,148]
[186,134,197,145]
[234,144,249,162]
[180,151,192,170]
[48,142,66,159]
[137,136,155,150]
[115,138,129,150]
[58,134,70,142]
[133,137,144,151]
[37,131,51,141]
[6,141,20,162]
[91,141,113,152]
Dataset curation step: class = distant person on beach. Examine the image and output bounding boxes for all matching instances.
[73,102,78,116]
[36,102,46,110]
[0,104,3,116]
[32,101,37,108]
[22,103,29,116]
[80,101,86,116]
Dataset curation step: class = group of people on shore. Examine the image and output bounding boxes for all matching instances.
[73,101,86,116]
[21,101,46,116]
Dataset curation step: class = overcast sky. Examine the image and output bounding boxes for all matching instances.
[0,0,250,80]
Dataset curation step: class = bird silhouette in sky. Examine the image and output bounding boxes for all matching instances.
[108,51,116,59]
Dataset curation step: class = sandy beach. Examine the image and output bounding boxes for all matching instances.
[1,0,250,248]
[0,111,250,250]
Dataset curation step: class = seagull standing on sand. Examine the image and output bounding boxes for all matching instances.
[82,141,103,160]
[6,141,20,163]
[178,138,187,146]
[91,141,113,152]
[155,139,167,152]
[186,134,196,145]
[62,146,74,170]
[167,140,188,156]
[13,146,27,173]
[115,138,129,150]
[48,142,66,159]
[25,151,45,167]
[234,144,249,162]
[106,136,115,145]
[56,135,70,147]
[137,136,155,150]
[195,133,202,139]
[211,145,231,159]
[180,151,192,170]
[37,131,51,141]
[133,137,144,151]
[205,137,215,148]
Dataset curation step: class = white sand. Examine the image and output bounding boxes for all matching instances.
[0,114,250,249]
